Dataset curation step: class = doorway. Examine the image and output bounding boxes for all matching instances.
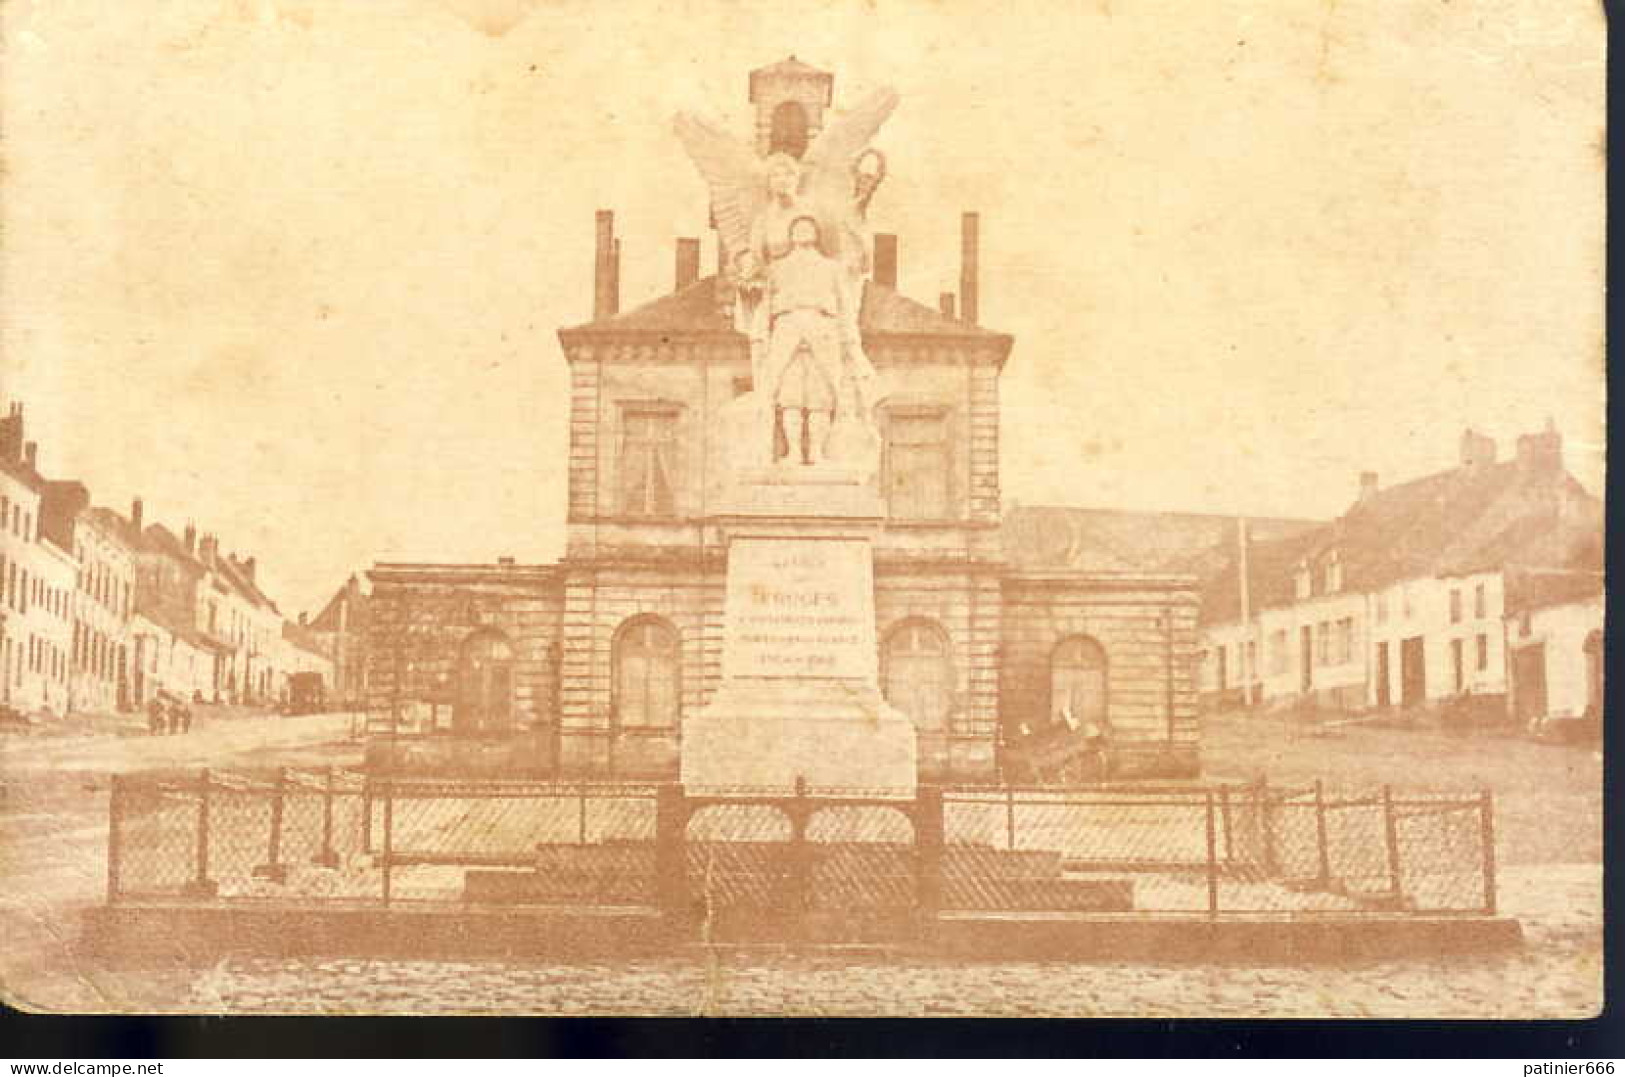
[1512,644,1548,723]
[1299,625,1313,695]
[1400,636,1426,707]
[1375,641,1391,708]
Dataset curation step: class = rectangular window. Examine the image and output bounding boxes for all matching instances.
[1336,617,1354,664]
[1451,638,1465,692]
[620,407,678,518]
[884,408,951,520]
[1474,583,1486,620]
[1315,622,1330,666]
[1476,633,1489,672]
[1449,589,1462,624]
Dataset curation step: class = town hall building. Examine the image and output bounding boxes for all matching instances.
[366,59,1200,784]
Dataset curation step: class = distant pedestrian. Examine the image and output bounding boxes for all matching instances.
[165,696,182,735]
[177,700,193,733]
[147,696,165,736]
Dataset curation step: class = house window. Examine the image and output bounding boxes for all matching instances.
[1324,552,1342,594]
[1051,635,1108,734]
[882,619,953,732]
[620,407,678,518]
[1474,583,1486,620]
[883,408,951,520]
[1293,563,1311,601]
[1451,638,1465,692]
[1336,617,1354,664]
[1315,621,1330,666]
[613,616,680,729]
[1449,589,1462,624]
[1476,633,1489,672]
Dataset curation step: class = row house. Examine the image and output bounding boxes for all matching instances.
[306,574,370,707]
[1201,423,1603,720]
[72,506,138,713]
[0,405,80,715]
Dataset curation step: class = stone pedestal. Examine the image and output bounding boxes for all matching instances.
[681,468,917,795]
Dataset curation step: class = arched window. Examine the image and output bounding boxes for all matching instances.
[1052,635,1108,732]
[614,616,680,729]
[882,619,953,732]
[455,628,514,734]
[769,100,810,159]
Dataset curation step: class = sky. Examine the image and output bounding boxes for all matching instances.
[0,0,1604,619]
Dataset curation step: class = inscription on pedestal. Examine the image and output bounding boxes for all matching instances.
[722,536,878,683]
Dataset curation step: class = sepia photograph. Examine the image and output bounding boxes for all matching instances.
[0,0,1605,1021]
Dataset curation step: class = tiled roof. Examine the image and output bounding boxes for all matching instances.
[137,604,232,654]
[1201,456,1602,624]
[141,524,205,573]
[1504,568,1603,616]
[1004,505,1320,576]
[559,276,1008,344]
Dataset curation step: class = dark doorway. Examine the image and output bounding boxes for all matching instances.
[455,629,514,734]
[1400,636,1426,707]
[769,100,810,159]
[1512,644,1548,723]
[1375,642,1391,708]
[1299,625,1313,694]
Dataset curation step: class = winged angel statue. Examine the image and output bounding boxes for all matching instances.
[675,88,898,468]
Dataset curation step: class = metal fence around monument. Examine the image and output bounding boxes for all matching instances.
[105,772,1497,919]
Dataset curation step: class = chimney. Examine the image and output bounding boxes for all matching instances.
[23,442,37,471]
[0,404,21,463]
[130,498,144,532]
[675,237,701,290]
[959,211,980,324]
[939,292,957,319]
[593,210,618,320]
[873,233,898,289]
[183,524,197,555]
[1358,471,1379,503]
[1460,428,1497,473]
[1515,418,1563,475]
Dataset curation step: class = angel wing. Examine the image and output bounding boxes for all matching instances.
[673,111,767,263]
[800,87,900,210]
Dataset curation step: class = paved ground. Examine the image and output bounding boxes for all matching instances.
[0,706,1603,1017]
[173,863,1597,1018]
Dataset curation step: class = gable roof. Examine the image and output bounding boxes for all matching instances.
[558,276,1011,354]
[309,576,370,634]
[141,524,205,575]
[1202,456,1602,624]
[1004,505,1321,576]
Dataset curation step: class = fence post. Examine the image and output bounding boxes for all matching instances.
[653,783,688,918]
[1313,778,1331,889]
[578,780,589,845]
[1219,786,1234,864]
[314,766,339,867]
[914,785,944,927]
[1479,789,1498,916]
[254,767,289,883]
[1204,790,1219,918]
[1005,783,1016,852]
[381,776,394,906]
[106,774,123,904]
[1258,776,1278,876]
[185,768,218,897]
[1382,784,1403,902]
